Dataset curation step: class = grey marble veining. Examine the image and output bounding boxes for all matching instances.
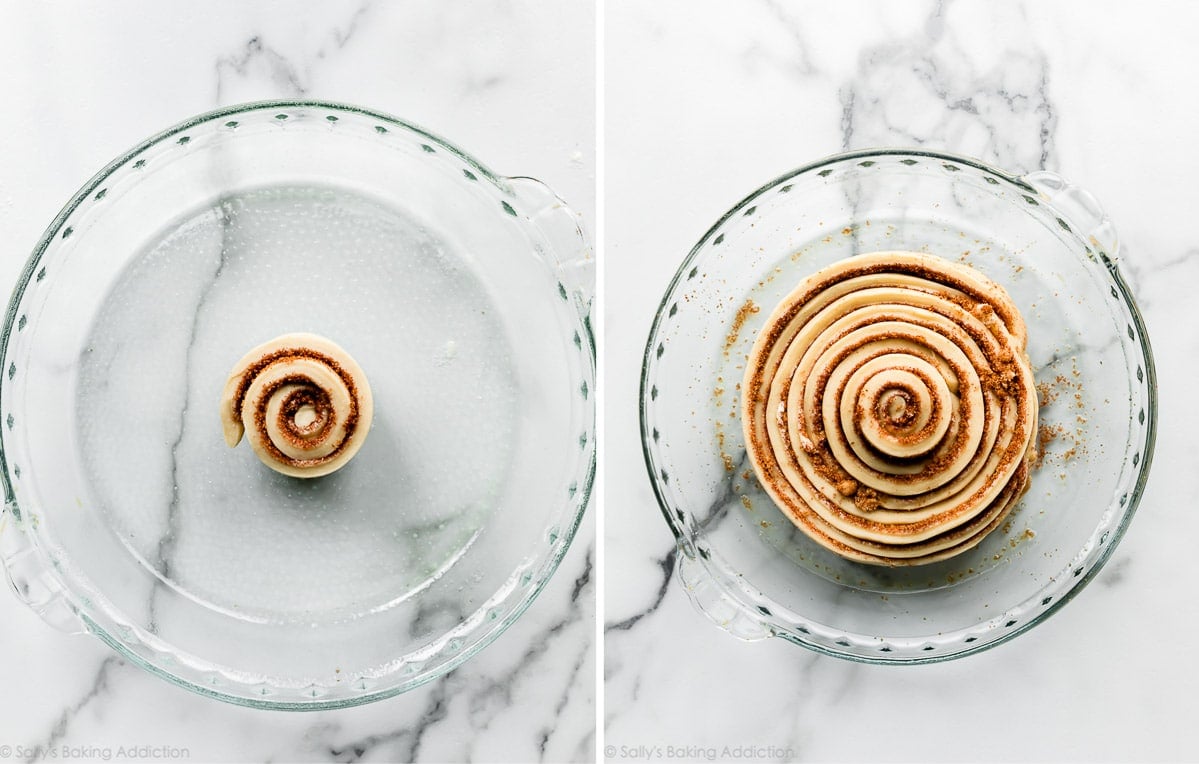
[0,1,595,761]
[606,0,1198,761]
[148,202,233,634]
[837,3,1058,171]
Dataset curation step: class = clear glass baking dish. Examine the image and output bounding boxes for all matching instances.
[0,101,595,707]
[641,148,1155,662]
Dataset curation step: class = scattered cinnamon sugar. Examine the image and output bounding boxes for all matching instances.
[1034,423,1064,469]
[1035,380,1058,406]
[715,419,737,475]
[724,299,760,352]
[740,495,753,510]
[1032,359,1090,469]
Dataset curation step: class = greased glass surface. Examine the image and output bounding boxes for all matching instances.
[0,102,595,707]
[642,149,1154,661]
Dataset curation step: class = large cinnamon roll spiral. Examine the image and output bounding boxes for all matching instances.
[741,252,1037,566]
[220,333,373,478]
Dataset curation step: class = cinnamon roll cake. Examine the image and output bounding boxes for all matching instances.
[741,252,1038,566]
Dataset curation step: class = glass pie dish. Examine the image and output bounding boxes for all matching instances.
[0,101,595,707]
[641,149,1155,663]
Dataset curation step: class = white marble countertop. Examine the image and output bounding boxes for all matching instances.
[0,2,594,762]
[605,1,1197,762]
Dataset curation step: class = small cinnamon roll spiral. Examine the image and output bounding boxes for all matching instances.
[741,252,1037,566]
[220,333,373,478]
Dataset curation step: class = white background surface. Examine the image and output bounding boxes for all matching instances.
[605,1,1196,762]
[0,2,595,762]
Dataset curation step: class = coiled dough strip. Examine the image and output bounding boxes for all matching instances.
[741,252,1038,566]
[220,333,373,478]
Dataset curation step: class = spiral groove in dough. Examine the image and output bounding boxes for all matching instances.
[220,333,373,478]
[741,252,1037,566]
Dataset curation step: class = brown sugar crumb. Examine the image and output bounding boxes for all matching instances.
[854,487,880,512]
[1039,423,1063,448]
[1037,373,1078,407]
[1036,380,1058,406]
[721,453,735,472]
[740,495,753,510]
[1033,423,1064,469]
[836,479,858,497]
[1003,525,1036,551]
[725,299,761,352]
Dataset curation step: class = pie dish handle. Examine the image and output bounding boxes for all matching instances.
[1,500,89,634]
[675,544,774,641]
[1021,170,1120,257]
[506,177,595,316]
